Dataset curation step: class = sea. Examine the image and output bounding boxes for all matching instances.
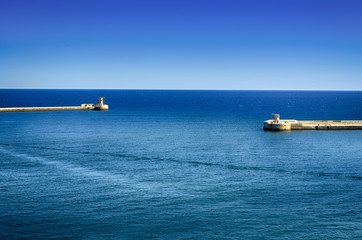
[0,90,361,239]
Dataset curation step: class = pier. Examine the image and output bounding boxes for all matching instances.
[0,97,109,113]
[264,114,362,131]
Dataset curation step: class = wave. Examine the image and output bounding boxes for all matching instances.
[1,143,360,181]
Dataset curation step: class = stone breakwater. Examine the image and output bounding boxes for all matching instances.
[264,114,362,131]
[0,97,109,113]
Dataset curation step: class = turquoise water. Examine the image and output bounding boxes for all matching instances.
[0,90,361,239]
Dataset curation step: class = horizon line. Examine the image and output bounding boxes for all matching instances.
[0,88,361,91]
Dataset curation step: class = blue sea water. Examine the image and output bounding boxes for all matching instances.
[0,90,361,239]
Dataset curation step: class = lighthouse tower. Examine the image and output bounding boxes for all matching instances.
[95,97,109,110]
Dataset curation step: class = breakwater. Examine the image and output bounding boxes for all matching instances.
[264,114,362,131]
[0,97,109,113]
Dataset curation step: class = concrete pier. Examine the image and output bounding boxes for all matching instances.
[264,114,362,131]
[0,97,109,113]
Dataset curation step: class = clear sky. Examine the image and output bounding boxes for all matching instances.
[0,0,361,90]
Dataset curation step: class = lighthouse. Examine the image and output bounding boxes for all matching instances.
[95,97,109,110]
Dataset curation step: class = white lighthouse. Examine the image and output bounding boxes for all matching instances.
[95,97,109,110]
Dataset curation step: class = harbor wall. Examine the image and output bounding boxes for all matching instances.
[264,120,362,131]
[0,97,109,113]
[0,106,87,112]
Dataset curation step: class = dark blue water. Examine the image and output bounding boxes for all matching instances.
[0,90,361,239]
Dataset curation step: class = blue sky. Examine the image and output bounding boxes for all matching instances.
[0,0,361,90]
